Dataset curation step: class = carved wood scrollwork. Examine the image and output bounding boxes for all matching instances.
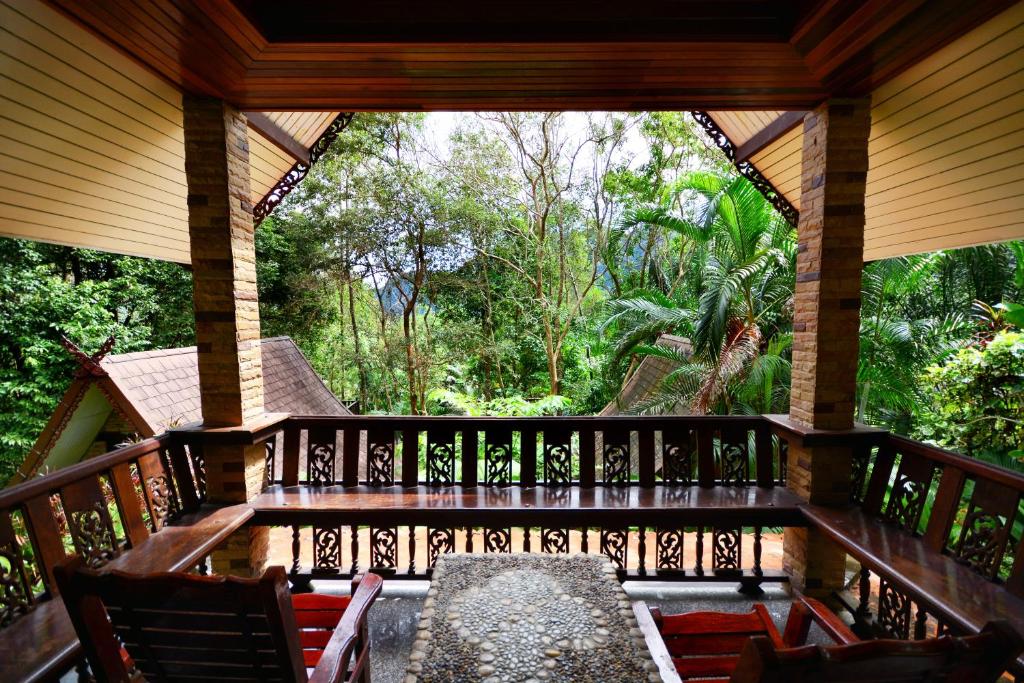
[307,429,337,486]
[69,503,119,569]
[426,429,457,486]
[602,429,631,485]
[145,474,174,531]
[719,430,748,486]
[370,527,398,571]
[264,438,276,485]
[689,112,799,227]
[427,528,455,568]
[884,454,935,533]
[877,579,912,639]
[600,528,628,571]
[543,429,573,486]
[849,445,871,504]
[313,526,342,572]
[952,479,1017,579]
[190,445,207,500]
[484,429,514,486]
[712,527,741,573]
[656,528,685,571]
[253,113,356,225]
[661,430,695,484]
[367,428,396,486]
[483,528,512,553]
[540,528,570,554]
[0,515,34,627]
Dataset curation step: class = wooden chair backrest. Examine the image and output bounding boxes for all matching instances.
[731,621,1023,683]
[56,559,309,683]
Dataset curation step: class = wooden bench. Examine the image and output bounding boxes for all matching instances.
[802,434,1024,676]
[251,484,805,527]
[264,415,800,583]
[0,438,252,682]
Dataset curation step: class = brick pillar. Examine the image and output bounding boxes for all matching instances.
[783,98,872,597]
[183,95,268,576]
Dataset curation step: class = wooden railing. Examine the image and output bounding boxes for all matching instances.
[0,436,206,627]
[273,415,782,487]
[263,415,792,587]
[833,434,1024,642]
[6,411,1024,680]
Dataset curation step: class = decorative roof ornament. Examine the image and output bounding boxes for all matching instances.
[253,112,356,226]
[690,111,799,227]
[60,335,115,379]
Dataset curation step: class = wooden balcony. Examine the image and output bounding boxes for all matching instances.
[2,414,1023,681]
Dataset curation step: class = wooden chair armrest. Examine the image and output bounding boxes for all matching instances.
[782,595,860,647]
[308,573,383,683]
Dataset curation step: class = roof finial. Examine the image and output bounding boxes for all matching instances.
[60,334,115,378]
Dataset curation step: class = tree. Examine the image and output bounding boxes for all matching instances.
[0,239,193,484]
[606,172,795,414]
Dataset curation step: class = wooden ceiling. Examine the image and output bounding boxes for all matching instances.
[43,0,1017,111]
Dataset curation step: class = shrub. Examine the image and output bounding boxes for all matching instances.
[914,330,1024,468]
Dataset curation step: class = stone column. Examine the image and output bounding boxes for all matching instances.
[783,98,872,597]
[183,95,268,576]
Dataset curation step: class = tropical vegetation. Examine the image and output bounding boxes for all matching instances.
[0,111,1021,485]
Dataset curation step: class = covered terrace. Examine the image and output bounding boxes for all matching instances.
[1,0,1024,680]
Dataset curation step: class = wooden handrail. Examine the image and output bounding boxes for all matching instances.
[0,435,168,509]
[886,433,1024,493]
[278,414,779,490]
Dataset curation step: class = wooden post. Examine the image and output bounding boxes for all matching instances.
[183,95,268,576]
[783,98,872,598]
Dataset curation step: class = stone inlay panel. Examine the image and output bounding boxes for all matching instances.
[406,553,659,682]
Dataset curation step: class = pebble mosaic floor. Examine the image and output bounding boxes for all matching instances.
[405,554,660,683]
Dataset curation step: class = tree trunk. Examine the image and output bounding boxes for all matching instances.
[347,276,369,411]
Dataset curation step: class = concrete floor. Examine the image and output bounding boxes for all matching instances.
[328,579,829,683]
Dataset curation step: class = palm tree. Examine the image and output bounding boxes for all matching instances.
[604,172,795,414]
[857,255,968,426]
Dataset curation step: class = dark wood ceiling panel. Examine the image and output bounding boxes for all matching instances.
[40,0,1023,111]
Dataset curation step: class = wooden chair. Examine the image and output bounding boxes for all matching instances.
[648,596,1022,682]
[54,558,382,683]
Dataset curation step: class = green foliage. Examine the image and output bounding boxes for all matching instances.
[914,330,1024,468]
[426,389,570,417]
[0,239,193,484]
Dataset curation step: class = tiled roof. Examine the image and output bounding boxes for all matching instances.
[100,337,349,432]
[600,334,692,416]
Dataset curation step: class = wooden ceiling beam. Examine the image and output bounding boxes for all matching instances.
[244,112,310,164]
[735,111,807,163]
[41,0,1020,111]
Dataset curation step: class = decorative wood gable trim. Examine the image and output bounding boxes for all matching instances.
[691,111,800,227]
[253,113,355,226]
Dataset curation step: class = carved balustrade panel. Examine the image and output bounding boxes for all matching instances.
[656,528,685,571]
[370,527,398,571]
[718,428,749,486]
[0,513,34,627]
[367,428,396,487]
[483,428,514,486]
[884,452,936,533]
[601,428,631,485]
[426,428,457,487]
[543,427,574,486]
[428,528,455,568]
[307,428,338,486]
[60,479,120,569]
[661,429,696,485]
[313,526,342,572]
[952,478,1019,579]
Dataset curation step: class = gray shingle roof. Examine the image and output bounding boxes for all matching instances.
[600,334,692,416]
[100,336,349,432]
